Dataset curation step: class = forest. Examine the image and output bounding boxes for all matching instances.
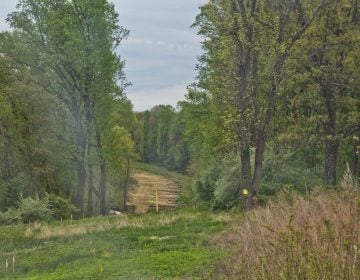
[0,0,359,279]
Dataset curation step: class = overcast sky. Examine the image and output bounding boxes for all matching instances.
[0,0,207,111]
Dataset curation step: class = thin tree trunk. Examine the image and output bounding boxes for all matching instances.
[96,129,107,215]
[87,163,94,216]
[99,160,106,215]
[123,157,130,211]
[74,107,87,217]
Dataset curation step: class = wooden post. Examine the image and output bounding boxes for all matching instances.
[155,187,159,213]
[5,259,8,273]
[12,256,15,273]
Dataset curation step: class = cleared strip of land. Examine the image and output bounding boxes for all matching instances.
[126,170,182,214]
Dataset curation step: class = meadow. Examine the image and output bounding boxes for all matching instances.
[0,208,230,279]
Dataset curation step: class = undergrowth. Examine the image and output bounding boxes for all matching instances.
[214,173,360,279]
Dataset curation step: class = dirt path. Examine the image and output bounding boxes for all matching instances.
[126,170,182,214]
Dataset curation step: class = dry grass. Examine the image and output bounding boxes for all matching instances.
[25,211,200,240]
[127,170,182,213]
[215,184,360,279]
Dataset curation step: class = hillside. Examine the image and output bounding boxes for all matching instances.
[127,169,182,214]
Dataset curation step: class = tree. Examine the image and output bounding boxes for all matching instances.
[284,0,360,185]
[1,0,129,216]
[193,0,334,206]
[103,126,137,211]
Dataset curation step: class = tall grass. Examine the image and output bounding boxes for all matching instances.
[24,210,202,240]
[215,173,360,279]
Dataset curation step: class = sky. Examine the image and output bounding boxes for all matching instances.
[0,0,207,111]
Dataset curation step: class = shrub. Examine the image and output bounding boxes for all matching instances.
[213,153,242,209]
[16,194,53,223]
[0,207,19,225]
[49,194,78,220]
[261,147,322,196]
[195,162,220,201]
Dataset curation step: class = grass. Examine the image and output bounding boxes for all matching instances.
[214,187,360,279]
[0,208,228,279]
[3,164,357,279]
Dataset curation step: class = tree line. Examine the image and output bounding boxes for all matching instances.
[135,0,359,208]
[0,0,136,218]
[0,0,359,218]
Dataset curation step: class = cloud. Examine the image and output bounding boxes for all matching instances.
[0,0,208,112]
[0,2,17,31]
[127,84,189,112]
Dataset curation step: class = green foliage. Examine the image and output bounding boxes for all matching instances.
[16,194,53,223]
[260,146,323,196]
[195,161,220,202]
[49,194,78,220]
[104,125,137,175]
[0,0,134,216]
[214,154,242,209]
[0,194,53,225]
[134,105,190,172]
[0,207,18,225]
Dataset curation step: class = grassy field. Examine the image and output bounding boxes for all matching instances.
[0,208,231,279]
[2,163,357,279]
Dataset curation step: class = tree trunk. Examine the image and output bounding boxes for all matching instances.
[96,129,107,215]
[241,147,251,188]
[99,160,106,215]
[87,163,94,217]
[74,107,87,218]
[123,157,130,211]
[324,138,339,185]
[251,135,266,198]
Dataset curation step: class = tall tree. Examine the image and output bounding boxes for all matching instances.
[1,0,129,216]
[282,0,360,185]
[193,0,333,205]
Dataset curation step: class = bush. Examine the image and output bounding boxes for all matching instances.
[0,193,53,224]
[16,194,53,223]
[0,207,19,225]
[261,147,322,196]
[213,153,242,209]
[49,194,78,220]
[195,162,220,201]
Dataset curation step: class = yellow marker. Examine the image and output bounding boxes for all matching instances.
[156,188,159,213]
[242,188,249,196]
